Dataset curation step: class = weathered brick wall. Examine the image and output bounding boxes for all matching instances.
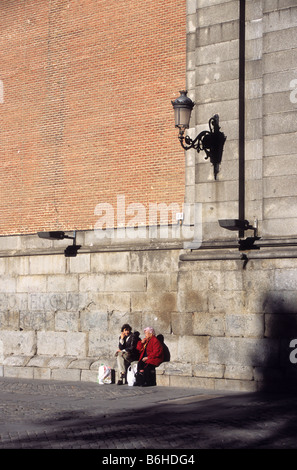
[0,0,186,235]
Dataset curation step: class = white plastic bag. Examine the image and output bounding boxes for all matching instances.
[127,362,138,386]
[98,364,112,384]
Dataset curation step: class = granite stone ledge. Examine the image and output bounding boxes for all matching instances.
[81,369,98,382]
[33,367,51,380]
[169,375,215,389]
[90,358,113,370]
[68,358,98,370]
[156,374,170,386]
[27,356,52,368]
[4,366,34,379]
[161,361,192,376]
[3,355,32,366]
[214,378,257,393]
[51,368,81,382]
[193,362,225,378]
[48,356,76,369]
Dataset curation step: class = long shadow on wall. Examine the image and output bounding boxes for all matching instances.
[258,293,297,392]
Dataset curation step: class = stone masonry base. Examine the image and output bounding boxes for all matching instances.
[0,355,261,392]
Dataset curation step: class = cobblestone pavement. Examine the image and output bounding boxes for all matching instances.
[0,377,297,452]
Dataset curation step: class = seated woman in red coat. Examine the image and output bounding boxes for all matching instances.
[135,327,164,386]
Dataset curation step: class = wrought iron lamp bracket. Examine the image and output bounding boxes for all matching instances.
[178,114,226,180]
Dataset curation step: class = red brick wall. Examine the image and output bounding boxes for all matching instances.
[0,0,186,235]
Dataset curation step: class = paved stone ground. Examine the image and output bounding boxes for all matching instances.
[0,377,296,453]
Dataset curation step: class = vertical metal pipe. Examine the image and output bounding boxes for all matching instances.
[239,0,246,238]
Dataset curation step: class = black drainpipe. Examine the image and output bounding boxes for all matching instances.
[239,0,246,238]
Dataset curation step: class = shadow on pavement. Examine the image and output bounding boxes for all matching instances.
[3,390,297,449]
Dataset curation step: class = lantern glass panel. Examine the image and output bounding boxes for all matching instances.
[175,107,192,129]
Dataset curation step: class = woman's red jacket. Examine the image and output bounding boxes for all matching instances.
[136,335,164,366]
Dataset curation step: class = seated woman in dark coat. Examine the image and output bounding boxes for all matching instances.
[115,323,139,385]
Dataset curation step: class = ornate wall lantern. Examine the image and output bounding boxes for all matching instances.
[172,90,226,179]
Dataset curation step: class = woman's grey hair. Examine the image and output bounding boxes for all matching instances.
[144,326,155,335]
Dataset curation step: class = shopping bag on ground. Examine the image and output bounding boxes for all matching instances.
[98,364,112,384]
[127,362,138,386]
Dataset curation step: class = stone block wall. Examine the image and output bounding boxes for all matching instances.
[0,236,181,385]
[1,233,297,392]
[186,0,297,241]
